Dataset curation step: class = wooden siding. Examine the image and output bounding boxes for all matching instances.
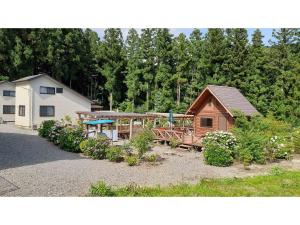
[193,92,234,136]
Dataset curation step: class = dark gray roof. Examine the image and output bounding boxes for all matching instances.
[12,74,44,83]
[207,85,259,116]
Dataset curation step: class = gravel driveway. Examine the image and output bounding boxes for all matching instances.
[1,124,300,196]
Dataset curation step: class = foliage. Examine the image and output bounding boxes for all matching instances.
[89,169,300,196]
[79,136,110,159]
[58,126,85,152]
[144,153,160,163]
[0,28,299,124]
[169,137,180,149]
[130,129,154,158]
[292,128,300,153]
[38,120,56,138]
[106,146,124,162]
[125,155,139,166]
[202,131,237,167]
[48,121,64,145]
[232,112,295,165]
[90,181,115,197]
[0,75,9,81]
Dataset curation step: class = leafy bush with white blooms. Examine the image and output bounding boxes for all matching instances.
[202,131,237,167]
[265,135,293,161]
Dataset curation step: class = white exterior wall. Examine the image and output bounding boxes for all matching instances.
[0,82,16,122]
[30,76,91,127]
[15,82,32,127]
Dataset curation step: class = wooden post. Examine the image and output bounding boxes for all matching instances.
[116,119,119,141]
[142,119,145,128]
[129,119,133,139]
[111,124,113,144]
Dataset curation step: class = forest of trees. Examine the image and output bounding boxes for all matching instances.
[0,28,299,125]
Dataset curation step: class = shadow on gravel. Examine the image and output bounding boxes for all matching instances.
[0,132,83,170]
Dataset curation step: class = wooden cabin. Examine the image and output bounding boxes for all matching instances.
[186,85,259,137]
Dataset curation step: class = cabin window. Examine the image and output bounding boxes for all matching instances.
[200,117,213,128]
[3,90,15,97]
[3,105,15,114]
[56,88,63,93]
[40,86,55,95]
[40,106,55,117]
[19,105,25,116]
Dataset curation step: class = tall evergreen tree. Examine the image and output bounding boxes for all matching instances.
[153,28,174,112]
[267,28,300,124]
[245,29,269,114]
[100,28,126,110]
[172,33,190,111]
[187,29,204,105]
[140,28,157,111]
[124,28,143,111]
[201,28,227,85]
[224,28,249,91]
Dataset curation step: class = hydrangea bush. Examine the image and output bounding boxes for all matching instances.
[202,131,237,167]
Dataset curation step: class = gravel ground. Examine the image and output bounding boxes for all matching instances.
[0,123,300,196]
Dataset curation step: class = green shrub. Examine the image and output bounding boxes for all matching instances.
[169,137,180,149]
[79,136,110,159]
[58,126,85,152]
[292,128,300,153]
[125,155,139,166]
[202,131,236,167]
[232,112,295,166]
[106,146,124,162]
[90,181,115,196]
[235,131,267,165]
[130,129,154,158]
[145,153,160,162]
[38,120,56,138]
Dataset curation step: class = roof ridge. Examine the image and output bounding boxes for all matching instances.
[207,84,238,89]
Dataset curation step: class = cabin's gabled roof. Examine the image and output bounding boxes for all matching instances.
[186,85,259,117]
[13,74,92,103]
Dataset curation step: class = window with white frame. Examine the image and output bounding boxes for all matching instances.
[40,106,55,117]
[40,86,55,94]
[3,90,15,97]
[3,105,15,114]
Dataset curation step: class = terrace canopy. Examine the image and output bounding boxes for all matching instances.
[77,111,156,139]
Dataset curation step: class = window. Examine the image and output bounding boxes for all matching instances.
[3,90,15,97]
[40,106,55,117]
[3,105,15,114]
[56,88,63,93]
[19,105,25,116]
[40,86,55,94]
[200,117,213,128]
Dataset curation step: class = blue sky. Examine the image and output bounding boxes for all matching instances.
[92,28,274,45]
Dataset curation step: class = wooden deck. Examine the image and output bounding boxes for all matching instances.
[152,128,202,148]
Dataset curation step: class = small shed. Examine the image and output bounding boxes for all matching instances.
[186,85,259,137]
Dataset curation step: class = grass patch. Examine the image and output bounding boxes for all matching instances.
[90,169,300,196]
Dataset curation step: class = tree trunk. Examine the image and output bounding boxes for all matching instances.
[132,100,134,112]
[177,82,181,106]
[109,92,113,111]
[146,83,149,112]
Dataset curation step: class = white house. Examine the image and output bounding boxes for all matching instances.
[0,81,16,122]
[13,74,92,129]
